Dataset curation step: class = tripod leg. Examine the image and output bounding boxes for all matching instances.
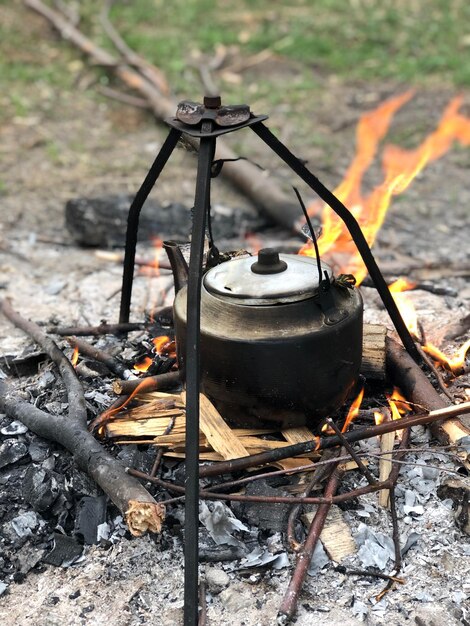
[184,134,216,626]
[251,122,421,364]
[119,128,181,324]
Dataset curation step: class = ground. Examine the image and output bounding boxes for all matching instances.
[0,2,469,625]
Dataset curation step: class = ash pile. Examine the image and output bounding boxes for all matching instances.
[0,234,469,625]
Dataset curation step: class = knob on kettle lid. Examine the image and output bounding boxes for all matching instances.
[250,248,288,275]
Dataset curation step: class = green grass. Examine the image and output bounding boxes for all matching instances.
[103,0,470,88]
[1,0,470,122]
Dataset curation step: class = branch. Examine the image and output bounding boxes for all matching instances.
[24,0,300,230]
[0,298,164,535]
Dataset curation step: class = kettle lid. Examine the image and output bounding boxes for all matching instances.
[204,249,332,305]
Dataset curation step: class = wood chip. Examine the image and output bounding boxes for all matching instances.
[303,505,356,562]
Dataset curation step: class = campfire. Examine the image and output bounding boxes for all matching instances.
[1,8,470,616]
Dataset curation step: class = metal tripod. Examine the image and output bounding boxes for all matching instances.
[118,96,421,625]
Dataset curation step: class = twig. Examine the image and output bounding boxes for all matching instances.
[150,415,176,478]
[278,457,345,621]
[66,336,136,380]
[415,341,453,401]
[128,464,408,507]
[195,402,470,478]
[334,566,404,584]
[112,370,181,395]
[0,298,163,535]
[99,0,170,95]
[326,417,377,485]
[96,85,151,109]
[286,448,340,552]
[198,578,207,626]
[49,321,146,336]
[0,298,86,426]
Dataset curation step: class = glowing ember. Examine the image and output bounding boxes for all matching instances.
[341,387,364,433]
[423,338,470,376]
[300,93,470,284]
[133,356,153,372]
[71,345,79,367]
[388,278,419,339]
[152,335,176,358]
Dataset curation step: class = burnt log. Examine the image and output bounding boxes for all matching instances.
[386,336,470,449]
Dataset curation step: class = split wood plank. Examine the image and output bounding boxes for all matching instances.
[303,505,356,562]
[106,415,186,438]
[282,426,315,445]
[198,393,250,460]
[361,323,387,380]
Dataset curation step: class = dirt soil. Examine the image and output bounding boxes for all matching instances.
[1,17,470,624]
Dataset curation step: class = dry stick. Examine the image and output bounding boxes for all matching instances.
[195,402,470,479]
[113,370,181,395]
[278,456,345,622]
[99,0,170,96]
[25,0,301,230]
[326,417,377,485]
[50,321,146,336]
[386,336,470,447]
[66,336,136,380]
[129,464,411,507]
[286,448,340,552]
[0,300,163,535]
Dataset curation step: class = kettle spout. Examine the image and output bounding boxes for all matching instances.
[163,241,189,294]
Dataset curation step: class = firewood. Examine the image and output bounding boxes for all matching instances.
[197,393,250,460]
[386,336,470,464]
[377,412,396,507]
[0,299,164,536]
[361,323,387,380]
[282,426,315,444]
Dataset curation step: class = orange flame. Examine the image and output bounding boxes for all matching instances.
[374,411,385,426]
[389,387,412,415]
[71,345,79,367]
[300,93,470,284]
[153,335,177,358]
[342,387,364,433]
[388,278,419,339]
[134,356,153,372]
[422,339,470,376]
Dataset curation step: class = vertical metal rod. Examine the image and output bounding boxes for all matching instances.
[184,133,215,625]
[251,122,422,364]
[119,128,181,324]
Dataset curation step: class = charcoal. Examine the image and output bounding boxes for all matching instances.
[0,350,48,378]
[0,440,29,469]
[23,466,59,512]
[241,480,292,533]
[69,469,102,498]
[74,496,107,545]
[14,542,44,575]
[28,439,51,463]
[43,533,84,567]
[0,582,7,596]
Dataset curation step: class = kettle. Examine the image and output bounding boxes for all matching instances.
[165,242,363,429]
